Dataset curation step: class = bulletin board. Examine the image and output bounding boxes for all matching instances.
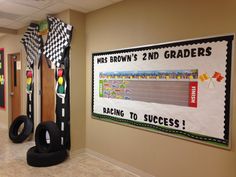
[92,35,234,148]
[0,48,5,109]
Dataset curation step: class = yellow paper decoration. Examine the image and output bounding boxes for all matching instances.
[58,77,63,85]
[27,78,32,85]
[203,73,209,80]
[199,75,205,82]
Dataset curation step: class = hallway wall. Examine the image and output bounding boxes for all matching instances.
[0,34,26,128]
[69,10,86,151]
[0,1,236,176]
[85,0,236,176]
[0,9,87,152]
[56,9,87,151]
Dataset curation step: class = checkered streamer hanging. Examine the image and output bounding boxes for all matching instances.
[21,23,43,66]
[43,16,73,68]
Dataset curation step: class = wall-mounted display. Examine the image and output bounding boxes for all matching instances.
[92,35,234,148]
[0,48,5,109]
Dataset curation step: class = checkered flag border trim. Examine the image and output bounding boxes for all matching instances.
[21,23,43,66]
[43,16,73,68]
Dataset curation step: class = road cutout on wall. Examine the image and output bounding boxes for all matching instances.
[92,35,234,148]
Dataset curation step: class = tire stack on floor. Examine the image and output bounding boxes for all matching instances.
[26,16,72,167]
[27,121,68,167]
[9,115,33,143]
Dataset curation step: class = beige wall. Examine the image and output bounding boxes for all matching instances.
[1,1,236,176]
[69,10,86,151]
[56,10,86,151]
[56,10,87,151]
[0,34,26,128]
[85,0,236,177]
[57,9,87,151]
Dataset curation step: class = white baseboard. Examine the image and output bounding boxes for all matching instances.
[84,148,155,177]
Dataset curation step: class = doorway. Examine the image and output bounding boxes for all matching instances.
[9,53,21,121]
[41,55,55,122]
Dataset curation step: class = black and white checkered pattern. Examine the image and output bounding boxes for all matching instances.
[21,23,43,66]
[43,16,73,68]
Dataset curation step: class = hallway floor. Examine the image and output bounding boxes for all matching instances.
[0,127,138,177]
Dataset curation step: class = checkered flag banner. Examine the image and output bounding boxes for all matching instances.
[21,23,43,66]
[43,16,73,68]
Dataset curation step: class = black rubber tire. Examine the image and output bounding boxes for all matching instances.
[35,121,61,153]
[9,115,33,143]
[27,146,68,167]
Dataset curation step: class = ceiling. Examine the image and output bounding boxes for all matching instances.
[0,33,5,37]
[0,0,122,33]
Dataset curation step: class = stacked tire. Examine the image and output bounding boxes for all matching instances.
[27,121,68,167]
[9,115,33,143]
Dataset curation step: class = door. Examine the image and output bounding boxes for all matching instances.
[10,53,21,121]
[41,55,55,122]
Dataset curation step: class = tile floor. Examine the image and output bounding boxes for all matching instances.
[0,127,138,177]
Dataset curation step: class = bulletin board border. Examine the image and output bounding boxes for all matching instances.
[91,34,234,149]
[92,113,227,148]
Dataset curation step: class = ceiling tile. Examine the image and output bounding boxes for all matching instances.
[10,0,57,9]
[0,11,22,20]
[0,0,124,29]
[0,1,39,16]
[110,0,123,3]
[60,0,89,12]
[0,33,6,38]
[7,21,26,29]
[17,17,31,24]
[62,0,113,12]
[18,17,36,24]
[45,2,72,14]
[31,9,52,21]
[0,18,14,26]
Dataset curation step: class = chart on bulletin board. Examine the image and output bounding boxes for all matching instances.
[0,48,5,109]
[92,35,234,149]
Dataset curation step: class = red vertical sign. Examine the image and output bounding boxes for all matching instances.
[189,82,198,108]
